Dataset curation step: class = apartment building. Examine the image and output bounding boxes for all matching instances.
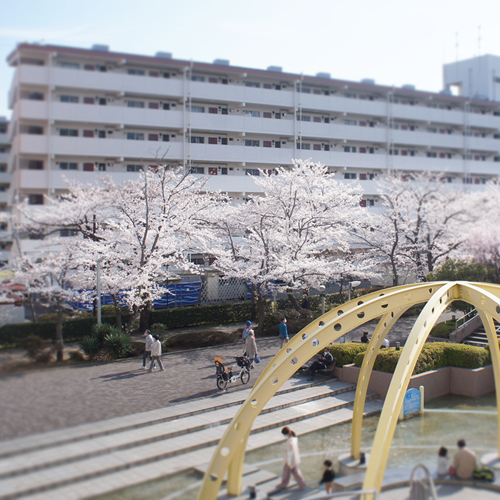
[0,117,11,262]
[5,43,500,244]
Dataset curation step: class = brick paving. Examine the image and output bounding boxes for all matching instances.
[0,312,451,443]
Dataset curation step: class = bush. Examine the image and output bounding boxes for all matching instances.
[429,320,456,339]
[151,323,168,339]
[79,335,101,360]
[165,330,240,350]
[329,343,368,367]
[262,308,316,337]
[20,335,50,361]
[352,342,490,374]
[101,329,132,360]
[69,350,85,361]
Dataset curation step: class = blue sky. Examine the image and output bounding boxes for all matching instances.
[1,0,500,118]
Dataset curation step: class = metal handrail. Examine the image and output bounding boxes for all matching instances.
[455,308,477,332]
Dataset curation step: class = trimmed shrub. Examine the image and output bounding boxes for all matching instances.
[79,335,101,360]
[329,342,368,367]
[352,342,490,374]
[429,320,456,339]
[165,330,240,350]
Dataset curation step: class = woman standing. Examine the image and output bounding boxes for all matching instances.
[245,328,259,368]
[276,426,307,490]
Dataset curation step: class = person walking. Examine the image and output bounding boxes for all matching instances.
[275,426,307,490]
[279,318,289,349]
[149,335,164,372]
[142,329,154,369]
[319,459,335,493]
[242,320,252,341]
[245,328,259,368]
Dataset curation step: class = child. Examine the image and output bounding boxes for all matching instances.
[320,459,335,493]
[437,446,449,477]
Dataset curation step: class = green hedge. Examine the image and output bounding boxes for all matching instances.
[165,330,240,350]
[0,301,256,346]
[429,320,456,339]
[353,342,491,374]
[328,342,368,367]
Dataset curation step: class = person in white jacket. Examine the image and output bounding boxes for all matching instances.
[275,426,307,490]
[149,335,164,372]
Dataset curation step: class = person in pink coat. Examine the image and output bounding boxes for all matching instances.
[275,426,307,490]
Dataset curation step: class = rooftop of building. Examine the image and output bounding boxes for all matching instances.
[8,42,500,110]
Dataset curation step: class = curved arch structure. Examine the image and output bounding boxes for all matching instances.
[197,282,500,500]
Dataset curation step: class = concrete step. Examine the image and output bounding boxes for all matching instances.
[0,382,377,499]
[0,382,355,479]
[18,400,383,500]
[0,378,353,460]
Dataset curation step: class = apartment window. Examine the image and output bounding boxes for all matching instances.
[296,115,310,122]
[344,173,357,179]
[297,143,310,150]
[245,82,260,88]
[149,71,160,77]
[208,167,217,175]
[263,83,272,89]
[427,127,437,133]
[313,117,321,123]
[208,137,218,145]
[60,62,79,69]
[96,163,105,171]
[367,199,375,207]
[324,144,330,151]
[263,141,272,148]
[344,119,357,126]
[83,130,94,138]
[209,107,218,114]
[83,163,94,171]
[245,140,260,147]
[28,160,43,170]
[410,150,416,156]
[28,126,44,135]
[127,164,143,172]
[83,97,95,105]
[313,89,321,95]
[389,149,399,155]
[162,134,170,142]
[98,98,107,105]
[27,91,44,101]
[245,169,260,176]
[191,136,205,144]
[97,130,106,138]
[344,93,357,98]
[191,105,205,113]
[426,152,437,158]
[221,167,228,175]
[127,100,145,108]
[313,144,321,151]
[127,132,144,140]
[221,138,228,145]
[163,103,170,110]
[263,112,272,118]
[60,95,79,103]
[301,87,311,94]
[191,75,205,82]
[28,194,44,205]
[60,229,78,237]
[359,173,367,180]
[245,110,260,117]
[84,64,95,71]
[127,69,145,76]
[344,146,357,153]
[163,72,170,78]
[274,141,281,148]
[221,79,228,85]
[494,157,500,162]
[148,134,159,141]
[190,167,205,174]
[59,129,78,137]
[59,162,78,170]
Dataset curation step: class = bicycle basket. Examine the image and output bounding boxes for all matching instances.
[235,356,250,367]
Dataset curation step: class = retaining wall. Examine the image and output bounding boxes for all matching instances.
[334,364,495,401]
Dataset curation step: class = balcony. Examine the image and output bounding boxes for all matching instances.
[0,153,9,165]
[0,134,9,145]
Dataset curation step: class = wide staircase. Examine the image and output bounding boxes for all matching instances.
[0,378,382,500]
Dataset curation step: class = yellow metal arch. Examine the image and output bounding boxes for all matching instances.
[197,282,500,500]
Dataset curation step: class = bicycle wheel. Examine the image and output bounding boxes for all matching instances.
[217,375,227,390]
[240,368,250,385]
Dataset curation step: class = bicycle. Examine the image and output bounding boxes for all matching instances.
[214,355,251,390]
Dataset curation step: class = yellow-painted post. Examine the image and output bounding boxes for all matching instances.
[361,282,456,496]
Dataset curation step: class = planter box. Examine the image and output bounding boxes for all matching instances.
[334,364,495,401]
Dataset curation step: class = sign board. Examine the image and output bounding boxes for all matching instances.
[403,388,421,417]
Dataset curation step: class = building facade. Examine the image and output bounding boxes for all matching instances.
[5,43,500,255]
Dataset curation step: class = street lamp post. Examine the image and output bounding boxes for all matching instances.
[96,256,105,325]
[348,280,362,302]
[319,285,326,315]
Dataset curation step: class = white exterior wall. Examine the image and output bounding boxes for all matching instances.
[4,44,500,232]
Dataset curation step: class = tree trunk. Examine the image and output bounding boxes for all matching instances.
[256,295,266,335]
[139,302,152,333]
[390,257,399,286]
[55,300,64,362]
[286,291,302,312]
[112,294,122,330]
[127,305,140,333]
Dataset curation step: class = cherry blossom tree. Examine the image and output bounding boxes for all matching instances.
[211,160,372,332]
[16,166,225,331]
